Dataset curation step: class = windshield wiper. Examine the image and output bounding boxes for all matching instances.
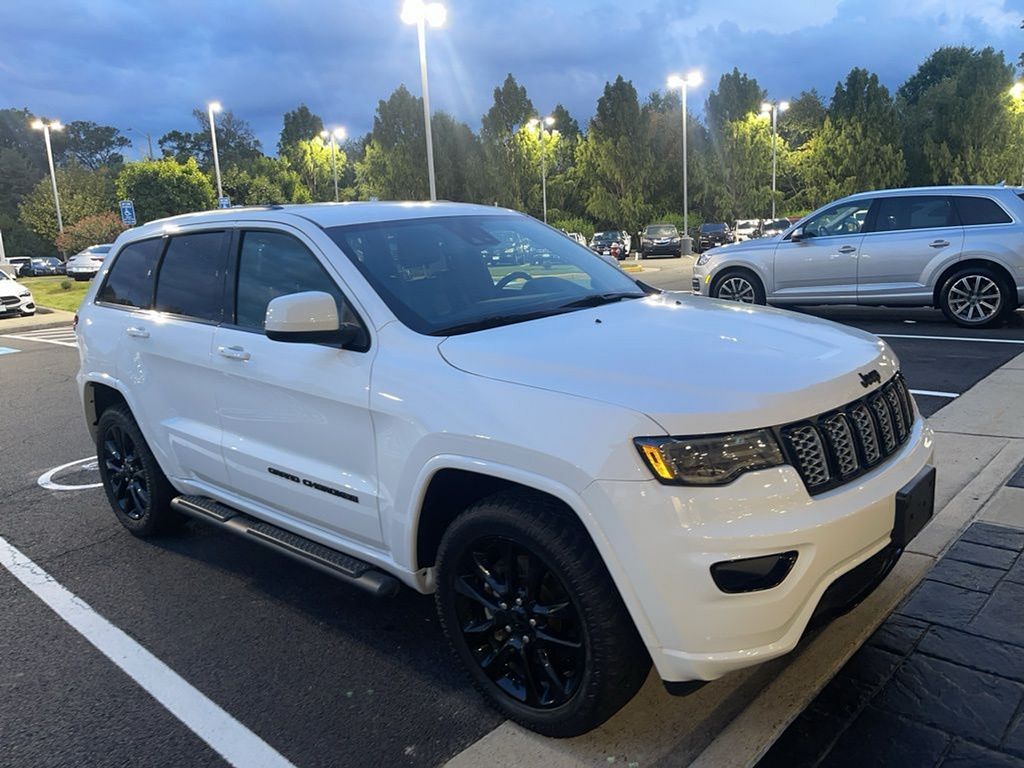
[557,291,644,309]
[430,307,571,336]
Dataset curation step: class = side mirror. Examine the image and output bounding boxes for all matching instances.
[789,226,804,242]
[265,291,361,346]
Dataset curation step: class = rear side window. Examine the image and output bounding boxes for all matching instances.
[235,231,363,339]
[97,239,163,309]
[954,196,1011,226]
[154,231,228,322]
[872,196,957,232]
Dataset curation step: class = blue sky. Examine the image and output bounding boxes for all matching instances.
[2,0,1023,157]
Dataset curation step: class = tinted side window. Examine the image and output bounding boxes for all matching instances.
[954,196,1011,226]
[97,239,163,308]
[872,196,956,232]
[801,201,870,238]
[154,232,227,321]
[235,231,361,334]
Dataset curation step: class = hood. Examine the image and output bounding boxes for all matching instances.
[438,293,897,435]
[0,279,26,297]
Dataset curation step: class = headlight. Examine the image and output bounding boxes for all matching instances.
[634,429,784,485]
[19,290,31,297]
[696,251,712,266]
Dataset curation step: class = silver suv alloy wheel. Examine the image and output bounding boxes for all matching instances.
[717,275,757,303]
[947,275,1002,324]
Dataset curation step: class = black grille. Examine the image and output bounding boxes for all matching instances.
[0,296,18,306]
[780,374,916,495]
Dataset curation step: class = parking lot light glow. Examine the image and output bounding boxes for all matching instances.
[530,115,557,222]
[31,117,64,234]
[207,101,224,201]
[401,1,446,200]
[779,101,790,112]
[321,126,346,201]
[667,69,703,250]
[761,101,788,219]
[1011,82,1024,98]
[761,101,772,114]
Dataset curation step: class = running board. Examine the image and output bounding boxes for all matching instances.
[170,495,400,598]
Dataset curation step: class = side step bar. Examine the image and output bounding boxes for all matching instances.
[170,495,401,598]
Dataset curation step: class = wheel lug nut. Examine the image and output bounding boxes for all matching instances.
[529,618,537,627]
[515,598,522,606]
[522,635,530,643]
[499,602,508,610]
[505,625,512,632]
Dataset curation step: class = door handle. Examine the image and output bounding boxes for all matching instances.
[929,240,950,248]
[125,326,149,339]
[218,345,250,361]
[837,245,857,254]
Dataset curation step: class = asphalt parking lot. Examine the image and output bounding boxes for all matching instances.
[2,278,1023,767]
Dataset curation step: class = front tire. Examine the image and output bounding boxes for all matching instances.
[711,269,766,305]
[96,406,179,537]
[939,266,1014,328]
[435,492,650,737]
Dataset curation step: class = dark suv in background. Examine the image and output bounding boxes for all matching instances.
[639,224,682,258]
[697,222,734,252]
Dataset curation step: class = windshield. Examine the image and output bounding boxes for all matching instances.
[700,223,726,232]
[645,225,677,237]
[592,232,617,242]
[327,215,644,336]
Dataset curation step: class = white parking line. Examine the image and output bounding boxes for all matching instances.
[880,333,1024,345]
[1,326,78,348]
[0,536,297,768]
[908,389,960,399]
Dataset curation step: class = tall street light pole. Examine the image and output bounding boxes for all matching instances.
[31,118,64,235]
[320,126,346,202]
[126,127,154,160]
[761,100,789,220]
[667,71,702,255]
[401,0,446,201]
[528,115,556,223]
[208,101,224,201]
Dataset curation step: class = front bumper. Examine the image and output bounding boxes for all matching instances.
[642,242,681,256]
[0,294,35,316]
[583,417,935,683]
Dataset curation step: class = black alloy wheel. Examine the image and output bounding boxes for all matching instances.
[102,423,149,521]
[452,536,585,709]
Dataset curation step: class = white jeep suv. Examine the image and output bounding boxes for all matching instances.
[76,202,936,736]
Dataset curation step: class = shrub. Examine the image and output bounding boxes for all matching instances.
[55,212,126,255]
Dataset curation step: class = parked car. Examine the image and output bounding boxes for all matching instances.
[564,231,587,246]
[589,230,629,260]
[734,219,762,242]
[77,201,935,736]
[0,270,35,317]
[4,256,32,277]
[696,222,734,252]
[639,223,682,258]
[693,185,1024,328]
[21,256,66,277]
[760,218,792,238]
[66,244,113,280]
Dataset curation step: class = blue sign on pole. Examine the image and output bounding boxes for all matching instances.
[217,196,231,209]
[119,200,136,226]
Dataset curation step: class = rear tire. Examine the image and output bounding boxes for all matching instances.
[939,266,1015,328]
[96,406,180,537]
[711,269,766,305]
[435,491,650,737]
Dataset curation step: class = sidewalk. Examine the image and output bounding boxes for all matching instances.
[0,307,76,332]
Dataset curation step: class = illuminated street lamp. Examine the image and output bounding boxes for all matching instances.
[208,101,224,201]
[527,115,556,223]
[667,70,702,253]
[31,118,65,234]
[320,126,347,202]
[401,0,447,201]
[760,100,789,220]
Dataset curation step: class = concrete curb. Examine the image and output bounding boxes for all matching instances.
[0,308,77,332]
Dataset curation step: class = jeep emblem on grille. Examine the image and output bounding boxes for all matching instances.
[859,370,882,388]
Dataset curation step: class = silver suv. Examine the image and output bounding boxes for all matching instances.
[692,185,1024,328]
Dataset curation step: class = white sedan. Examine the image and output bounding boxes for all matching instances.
[0,271,35,317]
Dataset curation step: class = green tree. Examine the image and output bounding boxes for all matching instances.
[115,158,215,224]
[55,211,126,254]
[158,108,262,170]
[278,104,324,155]
[19,163,116,245]
[60,121,131,170]
[706,69,766,131]
[480,74,536,207]
[576,76,654,231]
[899,47,1017,185]
[800,117,905,206]
[222,157,312,206]
[779,90,826,148]
[432,112,486,202]
[357,85,428,200]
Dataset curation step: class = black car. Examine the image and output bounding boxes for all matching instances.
[21,256,66,276]
[589,231,628,260]
[696,223,734,252]
[639,223,682,258]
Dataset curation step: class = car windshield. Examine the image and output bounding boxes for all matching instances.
[592,232,616,242]
[645,225,677,237]
[327,215,644,336]
[700,223,725,232]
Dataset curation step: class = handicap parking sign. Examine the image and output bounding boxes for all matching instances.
[119,200,136,226]
[218,196,231,209]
